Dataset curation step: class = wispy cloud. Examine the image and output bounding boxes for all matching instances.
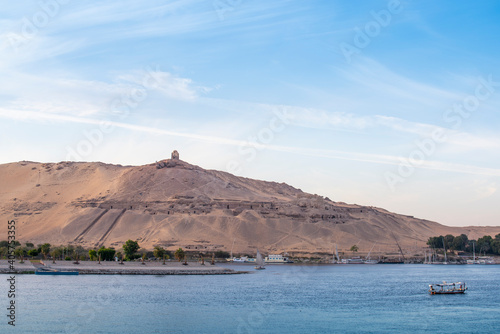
[117,70,204,101]
[202,97,500,151]
[374,116,500,150]
[0,68,203,118]
[2,108,500,178]
[337,58,461,103]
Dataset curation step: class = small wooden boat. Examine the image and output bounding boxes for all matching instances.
[429,281,467,295]
[35,268,79,275]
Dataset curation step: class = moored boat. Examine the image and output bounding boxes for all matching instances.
[477,257,495,264]
[265,254,293,263]
[364,244,379,264]
[232,256,248,263]
[35,268,79,275]
[466,242,478,264]
[341,257,364,264]
[379,260,404,264]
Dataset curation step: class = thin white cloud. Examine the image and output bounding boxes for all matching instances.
[0,108,245,147]
[0,69,202,117]
[203,98,500,151]
[117,70,202,101]
[2,108,500,178]
[336,58,462,106]
[374,116,500,150]
[0,0,301,61]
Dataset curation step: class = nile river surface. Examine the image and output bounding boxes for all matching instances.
[1,264,499,333]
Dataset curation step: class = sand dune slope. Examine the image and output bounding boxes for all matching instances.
[1,157,498,255]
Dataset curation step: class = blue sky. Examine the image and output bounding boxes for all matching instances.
[1,0,500,227]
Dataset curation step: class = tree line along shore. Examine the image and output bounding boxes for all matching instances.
[1,233,499,265]
[0,239,242,275]
[427,233,500,256]
[0,239,225,263]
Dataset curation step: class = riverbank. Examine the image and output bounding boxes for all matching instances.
[0,260,245,275]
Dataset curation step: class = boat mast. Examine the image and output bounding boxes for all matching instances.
[390,232,405,262]
[367,244,375,260]
[442,238,447,263]
[473,242,475,262]
[394,238,405,262]
[230,238,235,259]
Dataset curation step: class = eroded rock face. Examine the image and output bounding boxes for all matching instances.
[171,150,179,160]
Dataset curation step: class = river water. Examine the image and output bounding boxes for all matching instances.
[1,264,498,333]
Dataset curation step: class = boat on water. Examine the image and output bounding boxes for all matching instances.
[476,257,495,264]
[426,239,466,265]
[226,239,238,262]
[379,259,404,264]
[254,249,265,270]
[265,254,293,263]
[35,268,79,275]
[341,257,364,264]
[339,247,379,264]
[364,244,379,264]
[225,240,259,263]
[429,281,467,295]
[466,242,478,264]
[466,243,495,264]
[227,256,258,263]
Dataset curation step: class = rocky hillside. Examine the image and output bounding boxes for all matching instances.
[1,152,498,256]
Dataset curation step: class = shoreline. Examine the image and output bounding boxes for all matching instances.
[0,260,247,275]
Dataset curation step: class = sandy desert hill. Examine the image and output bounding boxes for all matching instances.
[1,152,498,257]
